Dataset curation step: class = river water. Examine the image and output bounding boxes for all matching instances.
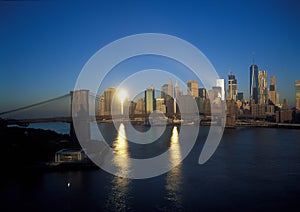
[2,123,300,211]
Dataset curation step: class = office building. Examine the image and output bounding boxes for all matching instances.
[276,99,293,123]
[250,64,259,104]
[211,86,222,101]
[168,79,173,97]
[103,88,116,116]
[129,101,137,116]
[145,86,155,114]
[199,88,207,100]
[161,84,168,100]
[216,78,225,100]
[135,98,145,114]
[258,70,268,105]
[228,74,237,101]
[237,92,244,101]
[187,80,199,97]
[156,98,166,114]
[269,76,277,105]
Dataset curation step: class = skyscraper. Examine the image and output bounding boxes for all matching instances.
[145,86,155,114]
[187,80,199,97]
[156,98,166,113]
[134,98,145,114]
[199,88,207,100]
[250,64,259,104]
[103,87,116,116]
[237,92,244,101]
[174,81,180,99]
[216,78,225,100]
[228,74,237,101]
[269,76,277,105]
[258,70,268,105]
[296,80,300,110]
[168,79,173,97]
[161,84,168,100]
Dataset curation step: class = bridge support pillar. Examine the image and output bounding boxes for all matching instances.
[70,90,90,142]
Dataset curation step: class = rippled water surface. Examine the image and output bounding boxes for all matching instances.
[2,124,300,211]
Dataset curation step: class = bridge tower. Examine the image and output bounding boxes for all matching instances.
[70,90,91,142]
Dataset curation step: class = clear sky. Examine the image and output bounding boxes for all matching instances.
[1,0,299,112]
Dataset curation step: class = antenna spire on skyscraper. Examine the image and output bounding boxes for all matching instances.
[252,52,255,65]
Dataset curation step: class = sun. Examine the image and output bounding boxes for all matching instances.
[118,90,127,103]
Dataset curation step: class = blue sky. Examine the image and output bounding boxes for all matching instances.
[1,0,299,112]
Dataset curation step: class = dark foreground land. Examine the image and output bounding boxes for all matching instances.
[0,126,85,172]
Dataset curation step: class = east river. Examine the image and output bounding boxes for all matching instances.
[1,123,300,211]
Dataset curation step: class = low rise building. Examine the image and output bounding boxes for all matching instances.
[55,149,85,163]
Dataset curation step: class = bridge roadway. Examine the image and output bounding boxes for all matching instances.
[15,114,166,124]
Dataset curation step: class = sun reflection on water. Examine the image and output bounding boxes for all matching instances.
[105,123,131,211]
[165,126,184,209]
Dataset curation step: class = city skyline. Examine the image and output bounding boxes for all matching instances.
[97,70,299,110]
[1,1,300,111]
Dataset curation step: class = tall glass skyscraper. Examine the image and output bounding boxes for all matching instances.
[145,86,155,114]
[250,64,259,104]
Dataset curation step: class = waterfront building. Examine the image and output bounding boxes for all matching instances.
[216,78,225,100]
[276,99,293,123]
[177,95,198,116]
[282,98,289,110]
[135,98,145,114]
[204,99,211,116]
[199,88,207,100]
[161,84,168,100]
[269,76,277,105]
[226,99,237,127]
[228,74,237,101]
[212,86,222,102]
[187,80,199,98]
[250,64,259,104]
[258,70,268,105]
[129,101,137,116]
[196,97,205,114]
[251,104,267,117]
[103,88,116,116]
[55,149,85,163]
[276,93,280,106]
[168,79,173,97]
[145,86,155,114]
[296,80,300,111]
[166,98,175,116]
[156,98,166,114]
[266,105,275,115]
[276,110,293,123]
